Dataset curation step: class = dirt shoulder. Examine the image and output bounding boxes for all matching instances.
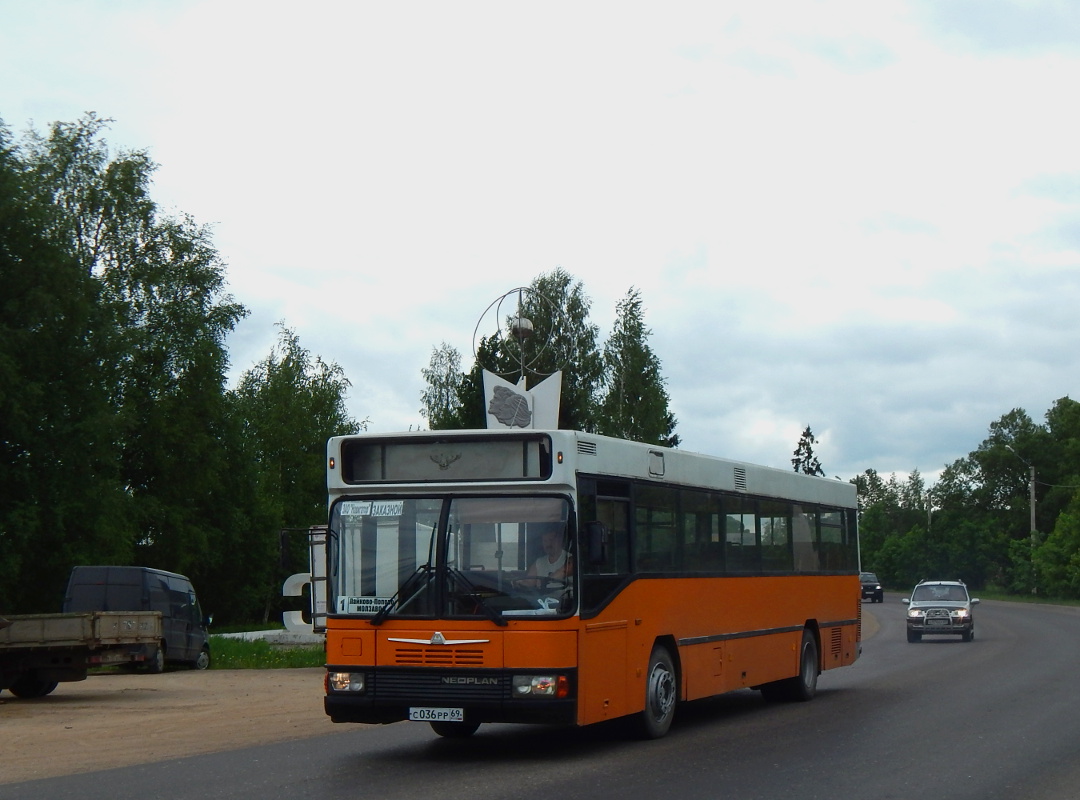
[0,667,337,785]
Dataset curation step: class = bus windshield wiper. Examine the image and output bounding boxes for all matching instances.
[371,564,432,626]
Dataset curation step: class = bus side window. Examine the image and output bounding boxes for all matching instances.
[591,498,629,574]
[580,489,631,615]
[724,497,759,573]
[792,506,819,572]
[819,510,855,571]
[759,501,794,572]
[635,484,677,573]
[682,489,723,572]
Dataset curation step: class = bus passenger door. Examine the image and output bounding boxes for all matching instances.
[578,490,632,725]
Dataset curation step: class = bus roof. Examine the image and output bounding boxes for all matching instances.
[328,429,857,509]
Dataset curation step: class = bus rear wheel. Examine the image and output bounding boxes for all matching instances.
[636,646,677,739]
[789,629,819,701]
[760,629,819,702]
[430,720,480,738]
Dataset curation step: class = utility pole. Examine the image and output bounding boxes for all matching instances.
[1026,462,1037,595]
[1006,445,1038,595]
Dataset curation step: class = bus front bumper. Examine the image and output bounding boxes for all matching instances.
[324,666,577,726]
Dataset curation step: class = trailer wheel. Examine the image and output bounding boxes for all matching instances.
[8,673,59,698]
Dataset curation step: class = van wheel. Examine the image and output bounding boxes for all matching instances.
[146,645,166,674]
[194,647,211,670]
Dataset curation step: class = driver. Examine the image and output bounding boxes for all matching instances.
[522,524,572,589]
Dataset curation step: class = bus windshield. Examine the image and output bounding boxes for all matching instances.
[329,495,575,621]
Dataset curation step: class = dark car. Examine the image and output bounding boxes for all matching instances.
[902,579,979,642]
[860,572,883,603]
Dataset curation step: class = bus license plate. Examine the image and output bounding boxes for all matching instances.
[409,707,464,722]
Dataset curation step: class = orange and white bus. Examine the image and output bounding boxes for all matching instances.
[321,429,860,738]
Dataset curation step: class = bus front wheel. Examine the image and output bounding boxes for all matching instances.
[636,646,677,739]
[430,720,480,738]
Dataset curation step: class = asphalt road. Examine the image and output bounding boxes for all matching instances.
[5,595,1080,800]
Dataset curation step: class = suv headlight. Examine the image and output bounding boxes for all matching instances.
[952,609,970,619]
[907,609,925,618]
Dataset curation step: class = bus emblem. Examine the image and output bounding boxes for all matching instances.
[429,452,461,470]
[387,633,490,646]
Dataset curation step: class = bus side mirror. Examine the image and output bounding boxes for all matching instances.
[586,521,609,565]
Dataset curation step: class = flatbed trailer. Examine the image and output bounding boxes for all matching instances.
[0,610,163,698]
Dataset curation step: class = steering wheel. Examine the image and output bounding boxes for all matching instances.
[512,575,566,592]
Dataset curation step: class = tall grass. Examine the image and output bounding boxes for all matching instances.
[209,636,325,669]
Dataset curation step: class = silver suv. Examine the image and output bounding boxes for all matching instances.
[902,580,980,643]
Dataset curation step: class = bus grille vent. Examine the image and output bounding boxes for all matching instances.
[393,647,486,667]
[577,441,598,456]
[374,671,509,702]
[733,467,748,491]
[830,627,843,657]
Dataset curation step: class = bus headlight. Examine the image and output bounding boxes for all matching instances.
[513,674,569,698]
[328,671,365,693]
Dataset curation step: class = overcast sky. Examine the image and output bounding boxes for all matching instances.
[3,0,1079,481]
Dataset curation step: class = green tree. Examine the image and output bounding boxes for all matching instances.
[475,269,604,431]
[429,269,605,432]
[597,288,679,446]
[791,426,825,477]
[855,469,932,583]
[1,114,375,622]
[20,114,248,597]
[526,269,604,431]
[857,398,1080,596]
[0,123,131,611]
[453,336,502,429]
[420,342,464,429]
[1038,397,1080,528]
[223,325,361,622]
[1034,500,1080,599]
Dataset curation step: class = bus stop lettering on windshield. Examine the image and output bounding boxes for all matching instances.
[339,501,404,518]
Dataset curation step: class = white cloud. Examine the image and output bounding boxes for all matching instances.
[2,0,1078,479]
